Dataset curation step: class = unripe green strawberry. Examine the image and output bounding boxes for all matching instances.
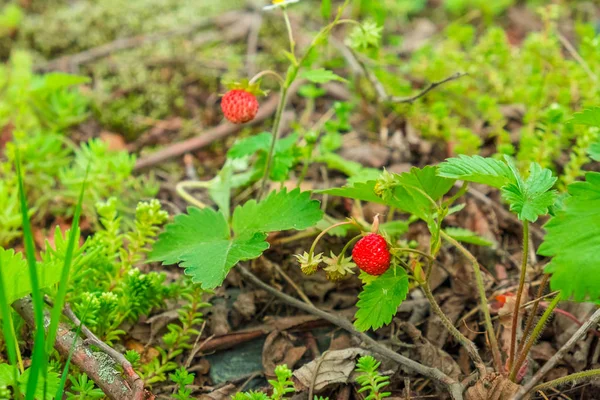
[351,233,391,275]
[221,89,259,124]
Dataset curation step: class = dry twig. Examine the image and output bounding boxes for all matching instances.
[237,265,465,400]
[12,298,147,400]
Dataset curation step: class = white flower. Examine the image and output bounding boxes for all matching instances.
[263,0,299,10]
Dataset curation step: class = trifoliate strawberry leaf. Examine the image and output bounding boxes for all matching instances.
[570,107,600,127]
[444,227,493,247]
[501,159,557,222]
[438,155,514,188]
[148,207,268,289]
[0,247,61,304]
[354,267,408,331]
[301,68,348,84]
[538,172,600,302]
[232,188,323,236]
[150,189,323,289]
[320,166,454,221]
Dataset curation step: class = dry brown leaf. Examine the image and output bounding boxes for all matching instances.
[400,322,461,380]
[262,331,306,377]
[465,373,524,400]
[293,348,367,392]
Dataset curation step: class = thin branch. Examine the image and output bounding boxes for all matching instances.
[35,11,242,72]
[134,79,301,170]
[237,265,464,400]
[420,280,487,378]
[13,298,146,400]
[62,304,144,397]
[512,308,600,399]
[389,72,468,104]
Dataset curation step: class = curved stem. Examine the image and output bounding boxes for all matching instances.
[420,279,487,378]
[441,230,503,373]
[258,85,289,200]
[282,10,296,61]
[309,221,357,255]
[532,368,600,393]
[175,180,212,209]
[508,221,529,372]
[249,70,285,85]
[339,235,362,256]
[510,292,561,382]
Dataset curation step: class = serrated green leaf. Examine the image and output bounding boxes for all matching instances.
[589,139,600,162]
[227,133,271,159]
[354,267,409,331]
[389,166,455,220]
[320,167,454,221]
[232,189,323,236]
[301,68,348,84]
[150,190,322,289]
[539,172,600,302]
[501,160,557,222]
[570,107,600,127]
[438,155,513,188]
[380,220,409,236]
[0,247,62,305]
[149,207,268,289]
[444,227,493,247]
[0,363,17,387]
[318,180,385,205]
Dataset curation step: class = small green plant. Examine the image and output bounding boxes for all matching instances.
[169,367,195,400]
[65,374,104,399]
[232,364,295,400]
[355,355,391,400]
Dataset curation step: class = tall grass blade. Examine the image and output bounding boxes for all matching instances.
[46,165,88,353]
[16,150,48,400]
[0,256,21,397]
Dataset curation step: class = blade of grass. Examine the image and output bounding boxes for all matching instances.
[16,150,48,400]
[46,166,88,353]
[0,256,22,397]
[54,310,86,399]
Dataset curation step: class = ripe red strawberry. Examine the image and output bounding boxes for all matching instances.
[352,233,391,275]
[221,89,259,124]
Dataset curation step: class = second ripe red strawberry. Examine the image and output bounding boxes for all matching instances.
[221,89,259,124]
[352,233,391,275]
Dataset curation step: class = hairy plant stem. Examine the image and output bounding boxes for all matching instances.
[258,84,288,200]
[440,230,503,373]
[508,220,529,372]
[515,274,550,361]
[510,292,561,381]
[513,307,600,399]
[532,368,600,393]
[237,265,464,400]
[420,279,487,378]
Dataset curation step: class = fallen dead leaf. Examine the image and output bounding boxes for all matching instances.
[262,331,306,377]
[100,131,127,151]
[293,348,367,392]
[465,373,524,400]
[400,322,461,380]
